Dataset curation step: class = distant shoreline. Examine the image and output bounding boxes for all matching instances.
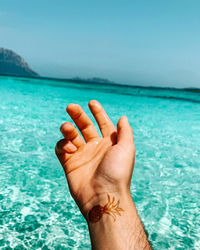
[0,73,199,93]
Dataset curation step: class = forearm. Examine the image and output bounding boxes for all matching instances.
[86,193,151,250]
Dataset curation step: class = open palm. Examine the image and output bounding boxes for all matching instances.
[55,100,135,217]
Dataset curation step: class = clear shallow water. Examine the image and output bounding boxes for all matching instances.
[0,76,199,249]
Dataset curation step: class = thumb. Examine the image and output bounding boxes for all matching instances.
[117,116,134,149]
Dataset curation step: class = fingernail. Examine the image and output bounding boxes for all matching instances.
[66,143,77,153]
[122,116,128,122]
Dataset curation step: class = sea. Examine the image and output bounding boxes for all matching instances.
[0,76,199,249]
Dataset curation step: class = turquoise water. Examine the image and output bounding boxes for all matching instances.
[0,76,199,249]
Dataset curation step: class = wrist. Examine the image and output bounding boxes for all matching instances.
[83,190,134,224]
[86,193,152,250]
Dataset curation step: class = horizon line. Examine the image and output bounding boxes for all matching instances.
[0,73,200,93]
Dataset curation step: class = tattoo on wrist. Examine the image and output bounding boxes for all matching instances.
[88,194,124,223]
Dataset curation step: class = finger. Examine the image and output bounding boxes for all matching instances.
[55,138,77,155]
[55,139,77,166]
[88,100,117,142]
[117,116,135,151]
[67,104,99,142]
[60,122,85,148]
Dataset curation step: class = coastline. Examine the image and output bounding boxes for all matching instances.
[0,73,199,93]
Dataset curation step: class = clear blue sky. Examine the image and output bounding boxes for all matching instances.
[1,0,200,88]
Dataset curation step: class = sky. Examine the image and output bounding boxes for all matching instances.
[0,0,200,88]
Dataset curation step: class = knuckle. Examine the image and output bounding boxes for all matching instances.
[80,123,93,131]
[73,110,82,120]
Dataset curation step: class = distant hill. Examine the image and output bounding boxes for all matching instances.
[72,77,115,84]
[0,48,39,77]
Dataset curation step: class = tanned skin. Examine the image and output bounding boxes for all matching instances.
[55,100,151,250]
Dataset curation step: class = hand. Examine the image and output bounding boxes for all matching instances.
[55,100,135,220]
[55,101,151,249]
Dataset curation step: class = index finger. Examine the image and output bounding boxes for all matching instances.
[67,103,100,142]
